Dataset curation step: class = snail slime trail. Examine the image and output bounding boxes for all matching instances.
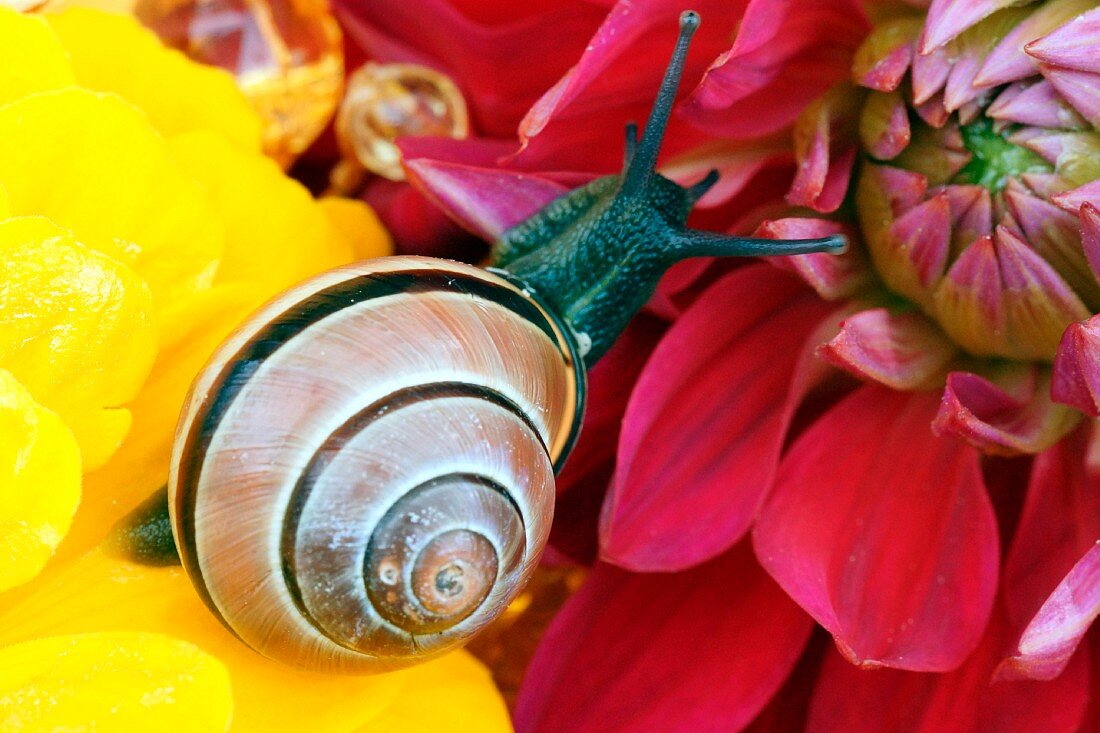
[104,10,850,673]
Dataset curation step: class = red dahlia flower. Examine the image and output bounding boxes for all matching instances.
[338,0,1100,730]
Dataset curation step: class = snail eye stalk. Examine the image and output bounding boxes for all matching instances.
[493,10,846,365]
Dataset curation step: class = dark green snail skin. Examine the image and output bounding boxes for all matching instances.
[113,12,843,600]
[492,10,845,366]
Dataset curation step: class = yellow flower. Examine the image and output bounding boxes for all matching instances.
[0,7,511,730]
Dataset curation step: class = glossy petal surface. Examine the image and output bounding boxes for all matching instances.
[515,543,813,733]
[602,266,834,571]
[754,385,999,671]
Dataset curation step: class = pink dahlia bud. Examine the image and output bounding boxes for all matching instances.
[847,0,1100,362]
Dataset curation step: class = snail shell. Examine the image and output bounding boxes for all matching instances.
[168,257,584,673]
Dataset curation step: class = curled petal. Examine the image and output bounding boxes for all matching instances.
[787,84,862,213]
[807,609,1090,733]
[602,266,835,571]
[1052,314,1100,415]
[999,542,1100,680]
[912,43,951,105]
[754,385,999,671]
[999,426,1100,680]
[987,79,1088,128]
[1080,203,1100,293]
[818,308,956,390]
[887,191,952,292]
[933,367,1080,455]
[755,218,871,300]
[516,543,814,733]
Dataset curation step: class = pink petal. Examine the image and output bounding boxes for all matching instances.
[1009,590,1100,679]
[987,79,1088,128]
[515,543,814,733]
[1026,7,1100,72]
[851,20,917,92]
[860,89,911,160]
[1080,202,1100,288]
[807,608,1090,733]
[888,191,952,288]
[787,86,861,214]
[403,156,569,240]
[682,0,868,138]
[1052,179,1100,213]
[999,426,1100,680]
[975,0,1097,87]
[869,164,929,215]
[994,225,1091,356]
[818,308,957,390]
[911,44,952,105]
[1051,313,1100,415]
[601,266,835,571]
[753,385,999,671]
[1038,63,1100,125]
[933,235,1007,350]
[933,367,1080,455]
[754,218,872,300]
[920,0,1024,53]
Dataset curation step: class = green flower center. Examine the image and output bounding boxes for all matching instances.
[952,116,1052,193]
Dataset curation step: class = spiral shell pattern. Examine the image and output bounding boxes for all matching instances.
[168,257,583,672]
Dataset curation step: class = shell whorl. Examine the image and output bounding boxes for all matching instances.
[168,257,583,673]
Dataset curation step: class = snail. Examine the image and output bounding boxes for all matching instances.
[154,10,847,673]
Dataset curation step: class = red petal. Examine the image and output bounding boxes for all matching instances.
[1053,314,1100,416]
[403,156,569,240]
[551,316,665,564]
[682,0,868,137]
[334,0,606,137]
[513,0,736,172]
[515,543,814,733]
[818,308,956,390]
[999,426,1100,678]
[754,385,999,671]
[807,607,1090,733]
[601,265,834,571]
[934,367,1080,455]
[360,179,484,259]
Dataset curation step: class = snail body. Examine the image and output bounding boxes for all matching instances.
[163,11,846,673]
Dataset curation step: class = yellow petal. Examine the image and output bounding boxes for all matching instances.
[54,284,261,570]
[0,631,232,732]
[169,130,354,294]
[45,7,262,151]
[0,89,224,305]
[0,216,155,469]
[0,7,74,106]
[0,369,80,592]
[318,196,394,261]
[0,550,512,733]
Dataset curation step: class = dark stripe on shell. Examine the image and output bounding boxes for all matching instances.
[278,382,537,650]
[173,267,578,639]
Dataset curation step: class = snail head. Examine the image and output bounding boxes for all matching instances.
[493,10,847,365]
